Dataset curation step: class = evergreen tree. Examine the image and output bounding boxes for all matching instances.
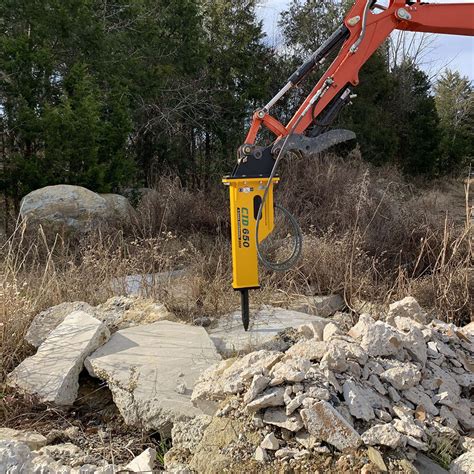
[0,0,134,203]
[434,69,473,174]
[279,0,398,165]
[392,62,441,175]
[196,0,274,181]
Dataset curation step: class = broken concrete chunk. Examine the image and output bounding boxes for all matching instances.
[403,387,439,416]
[300,401,362,451]
[450,451,474,474]
[0,428,47,451]
[388,297,427,325]
[246,387,285,412]
[260,432,280,450]
[86,321,220,436]
[254,446,267,462]
[284,339,328,361]
[343,380,375,421]
[362,423,404,449]
[25,301,96,348]
[380,363,421,390]
[8,311,109,405]
[243,375,271,404]
[125,448,156,472]
[263,408,304,432]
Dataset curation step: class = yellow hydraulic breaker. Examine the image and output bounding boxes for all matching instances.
[222,176,279,330]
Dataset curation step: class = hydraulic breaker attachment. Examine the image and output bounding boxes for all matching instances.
[222,176,279,330]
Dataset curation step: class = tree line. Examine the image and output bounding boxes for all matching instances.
[1,0,473,209]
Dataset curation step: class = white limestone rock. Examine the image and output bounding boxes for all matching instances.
[361,423,404,449]
[300,401,362,451]
[0,429,47,451]
[349,314,403,357]
[402,387,439,416]
[297,321,328,341]
[8,311,109,405]
[270,358,310,385]
[284,339,328,361]
[263,408,304,432]
[254,446,267,462]
[243,375,271,404]
[275,447,301,459]
[125,448,156,473]
[295,431,319,450]
[323,322,341,341]
[246,387,285,412]
[171,415,212,453]
[393,419,425,439]
[0,440,34,473]
[380,363,421,390]
[450,451,474,474]
[402,327,428,365]
[86,321,221,436]
[260,433,280,450]
[387,297,427,325]
[343,380,375,421]
[192,350,281,415]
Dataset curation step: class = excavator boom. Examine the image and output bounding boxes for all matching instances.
[223,0,474,330]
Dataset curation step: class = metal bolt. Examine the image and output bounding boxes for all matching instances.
[397,8,412,20]
[347,15,360,26]
[257,110,266,119]
[243,145,252,154]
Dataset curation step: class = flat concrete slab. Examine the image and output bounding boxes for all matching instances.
[85,321,221,436]
[8,311,109,405]
[208,306,329,357]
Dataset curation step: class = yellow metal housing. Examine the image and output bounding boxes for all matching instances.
[222,177,279,289]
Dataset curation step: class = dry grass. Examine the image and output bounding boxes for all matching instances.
[1,157,472,381]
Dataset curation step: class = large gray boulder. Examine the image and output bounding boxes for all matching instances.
[100,193,135,222]
[20,185,133,232]
[8,311,110,405]
[85,321,221,436]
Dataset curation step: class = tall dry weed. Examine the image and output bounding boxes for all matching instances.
[1,157,471,378]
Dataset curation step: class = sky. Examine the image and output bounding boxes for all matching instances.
[256,0,474,80]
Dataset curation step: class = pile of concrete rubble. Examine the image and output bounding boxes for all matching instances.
[168,297,473,473]
[0,294,472,473]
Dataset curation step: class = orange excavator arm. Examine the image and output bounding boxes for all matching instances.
[243,0,474,150]
[224,0,474,330]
